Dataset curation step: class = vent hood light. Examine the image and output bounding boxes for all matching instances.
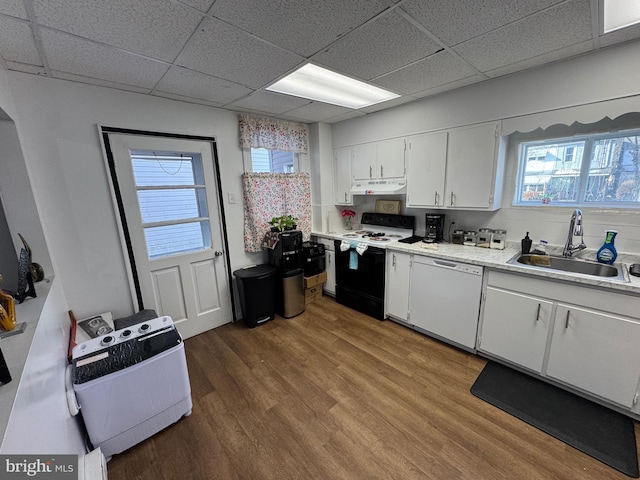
[266,64,400,109]
[350,181,407,195]
[604,0,640,33]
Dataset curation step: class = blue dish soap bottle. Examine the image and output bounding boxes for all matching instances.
[596,230,618,264]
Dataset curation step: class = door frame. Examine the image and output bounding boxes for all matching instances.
[99,126,236,322]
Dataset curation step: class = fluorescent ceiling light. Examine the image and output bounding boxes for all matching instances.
[604,0,640,33]
[266,64,400,109]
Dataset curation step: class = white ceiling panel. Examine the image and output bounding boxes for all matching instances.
[32,0,202,62]
[52,71,153,94]
[0,1,27,19]
[229,90,311,114]
[155,66,253,104]
[483,41,595,78]
[454,0,593,72]
[177,18,303,88]
[0,17,41,65]
[41,29,170,89]
[1,0,640,124]
[210,0,389,57]
[400,0,565,46]
[178,0,215,13]
[282,102,355,123]
[314,11,442,80]
[373,51,482,95]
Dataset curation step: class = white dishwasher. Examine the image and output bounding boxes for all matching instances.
[409,256,483,351]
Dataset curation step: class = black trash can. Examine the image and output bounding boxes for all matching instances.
[233,264,277,328]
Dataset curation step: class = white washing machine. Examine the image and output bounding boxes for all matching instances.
[70,316,192,460]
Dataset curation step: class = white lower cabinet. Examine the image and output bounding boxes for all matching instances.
[479,287,552,373]
[547,304,640,408]
[479,270,640,412]
[385,251,412,321]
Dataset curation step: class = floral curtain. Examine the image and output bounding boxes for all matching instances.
[238,114,308,153]
[242,173,312,252]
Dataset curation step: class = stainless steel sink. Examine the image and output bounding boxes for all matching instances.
[506,253,630,282]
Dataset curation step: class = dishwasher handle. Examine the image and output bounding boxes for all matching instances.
[432,259,459,269]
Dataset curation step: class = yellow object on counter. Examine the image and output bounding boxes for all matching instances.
[419,242,439,251]
[0,274,16,331]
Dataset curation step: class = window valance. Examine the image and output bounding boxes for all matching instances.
[238,114,309,153]
[502,95,640,135]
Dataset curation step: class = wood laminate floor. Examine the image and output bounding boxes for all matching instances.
[108,296,639,479]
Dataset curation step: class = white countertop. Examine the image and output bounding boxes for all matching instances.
[312,230,640,295]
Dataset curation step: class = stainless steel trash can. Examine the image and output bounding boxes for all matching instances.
[280,268,305,318]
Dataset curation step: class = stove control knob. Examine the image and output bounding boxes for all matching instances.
[100,335,115,346]
[120,329,132,338]
[138,323,151,334]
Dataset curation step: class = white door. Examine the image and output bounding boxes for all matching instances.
[106,133,232,339]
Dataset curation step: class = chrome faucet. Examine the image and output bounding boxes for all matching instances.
[563,209,587,257]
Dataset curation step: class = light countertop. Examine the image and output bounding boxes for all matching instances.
[312,230,640,295]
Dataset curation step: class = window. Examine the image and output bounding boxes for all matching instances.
[515,130,640,206]
[248,148,297,173]
[131,150,211,259]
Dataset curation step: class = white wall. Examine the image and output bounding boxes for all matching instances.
[5,73,263,320]
[330,39,640,255]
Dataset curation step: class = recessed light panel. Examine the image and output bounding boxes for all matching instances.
[604,0,640,33]
[266,64,399,109]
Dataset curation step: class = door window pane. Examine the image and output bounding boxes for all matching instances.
[130,150,211,259]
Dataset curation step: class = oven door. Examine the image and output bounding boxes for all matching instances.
[334,240,386,319]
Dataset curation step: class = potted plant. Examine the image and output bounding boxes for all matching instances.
[268,215,298,232]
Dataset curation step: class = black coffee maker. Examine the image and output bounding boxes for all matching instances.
[268,230,303,273]
[424,214,445,243]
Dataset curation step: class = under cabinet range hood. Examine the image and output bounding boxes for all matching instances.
[350,180,407,195]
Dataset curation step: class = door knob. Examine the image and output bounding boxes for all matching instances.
[214,250,223,256]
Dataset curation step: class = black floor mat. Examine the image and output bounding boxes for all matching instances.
[471,361,639,477]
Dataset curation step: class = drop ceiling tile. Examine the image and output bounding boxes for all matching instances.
[453,0,593,72]
[177,18,303,88]
[179,0,215,13]
[401,0,564,46]
[32,0,202,62]
[52,70,153,94]
[372,50,480,95]
[155,66,253,104]
[41,29,170,89]
[5,61,46,75]
[229,90,311,114]
[360,95,419,114]
[409,75,487,99]
[151,91,223,107]
[0,17,41,65]
[314,12,442,80]
[0,0,27,19]
[282,102,354,123]
[484,40,594,78]
[210,0,389,57]
[323,110,367,123]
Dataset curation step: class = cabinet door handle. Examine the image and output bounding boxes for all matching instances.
[565,310,571,329]
[344,192,347,202]
[434,191,439,205]
[380,165,384,178]
[369,166,373,178]
[392,254,396,267]
[450,192,455,206]
[536,303,541,322]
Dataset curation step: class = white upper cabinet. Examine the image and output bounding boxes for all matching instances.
[334,147,353,205]
[406,131,447,207]
[406,121,505,210]
[445,122,504,210]
[351,139,405,181]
